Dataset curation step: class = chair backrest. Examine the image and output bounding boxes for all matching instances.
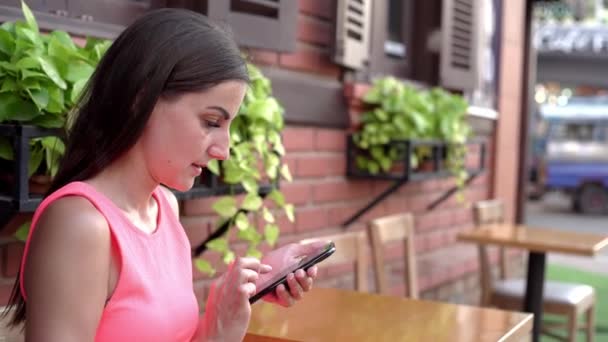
[300,231,369,292]
[473,199,508,305]
[368,213,418,299]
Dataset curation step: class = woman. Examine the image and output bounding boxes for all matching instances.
[4,8,321,341]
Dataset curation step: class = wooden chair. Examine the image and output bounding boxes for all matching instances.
[368,213,418,299]
[300,231,369,292]
[474,199,596,342]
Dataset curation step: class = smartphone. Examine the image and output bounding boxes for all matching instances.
[249,241,336,304]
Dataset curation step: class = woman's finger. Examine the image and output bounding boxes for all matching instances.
[238,257,262,272]
[306,266,318,278]
[286,273,303,301]
[240,282,257,298]
[240,268,260,284]
[276,284,294,307]
[295,269,313,292]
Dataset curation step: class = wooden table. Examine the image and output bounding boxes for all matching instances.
[245,287,533,342]
[458,224,608,342]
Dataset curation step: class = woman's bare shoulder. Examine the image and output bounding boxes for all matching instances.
[35,195,110,242]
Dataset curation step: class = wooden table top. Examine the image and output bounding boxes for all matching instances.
[245,287,533,342]
[457,224,608,256]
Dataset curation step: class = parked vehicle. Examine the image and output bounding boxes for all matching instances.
[535,98,608,215]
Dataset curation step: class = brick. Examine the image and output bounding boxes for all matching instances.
[282,127,315,152]
[281,182,311,205]
[385,197,412,215]
[182,197,220,216]
[315,129,346,152]
[295,206,329,232]
[279,45,323,72]
[415,213,438,233]
[2,243,24,278]
[273,212,297,235]
[327,205,354,226]
[247,48,279,66]
[299,0,334,19]
[180,215,212,247]
[312,180,373,203]
[296,154,346,178]
[297,15,332,46]
[282,156,298,179]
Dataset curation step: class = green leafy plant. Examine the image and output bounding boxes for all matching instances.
[353,76,472,200]
[0,1,111,178]
[195,63,294,276]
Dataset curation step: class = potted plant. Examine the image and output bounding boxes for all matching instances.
[0,1,110,195]
[351,76,472,200]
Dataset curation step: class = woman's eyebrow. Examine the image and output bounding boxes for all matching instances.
[206,106,230,120]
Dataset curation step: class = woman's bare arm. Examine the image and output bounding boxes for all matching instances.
[24,196,112,342]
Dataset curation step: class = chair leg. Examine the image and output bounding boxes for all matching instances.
[567,311,578,342]
[586,306,595,342]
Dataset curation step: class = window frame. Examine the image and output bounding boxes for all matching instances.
[367,0,414,78]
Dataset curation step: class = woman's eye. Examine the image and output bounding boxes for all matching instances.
[204,120,221,128]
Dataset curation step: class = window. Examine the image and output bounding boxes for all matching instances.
[368,0,414,78]
[207,0,297,52]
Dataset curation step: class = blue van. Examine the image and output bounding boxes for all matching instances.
[534,98,608,215]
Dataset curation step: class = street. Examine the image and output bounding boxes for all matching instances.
[525,192,608,274]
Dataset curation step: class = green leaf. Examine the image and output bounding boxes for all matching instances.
[268,189,285,207]
[39,136,65,177]
[21,0,39,33]
[0,29,15,55]
[280,164,292,182]
[0,137,13,160]
[284,204,295,223]
[246,246,262,259]
[0,93,39,122]
[241,178,258,194]
[238,226,262,243]
[30,113,64,128]
[50,30,77,51]
[0,78,17,93]
[206,237,229,253]
[211,197,238,218]
[194,259,215,276]
[15,221,31,242]
[28,143,43,177]
[247,98,279,123]
[20,69,46,80]
[235,212,249,230]
[222,250,235,264]
[15,26,42,47]
[70,78,87,103]
[242,193,262,211]
[264,224,279,246]
[16,56,39,69]
[262,207,275,223]
[27,88,49,110]
[65,61,94,83]
[37,56,66,89]
[206,159,219,175]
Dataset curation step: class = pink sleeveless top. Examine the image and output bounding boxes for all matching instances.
[19,181,199,341]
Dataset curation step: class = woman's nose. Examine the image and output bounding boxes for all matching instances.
[208,145,229,160]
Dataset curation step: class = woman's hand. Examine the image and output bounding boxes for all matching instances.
[199,257,271,342]
[257,240,327,307]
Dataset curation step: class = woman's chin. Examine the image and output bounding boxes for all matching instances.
[162,178,196,193]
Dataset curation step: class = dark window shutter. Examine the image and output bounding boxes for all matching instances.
[207,0,297,52]
[334,0,371,70]
[439,0,480,91]
[67,0,154,27]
